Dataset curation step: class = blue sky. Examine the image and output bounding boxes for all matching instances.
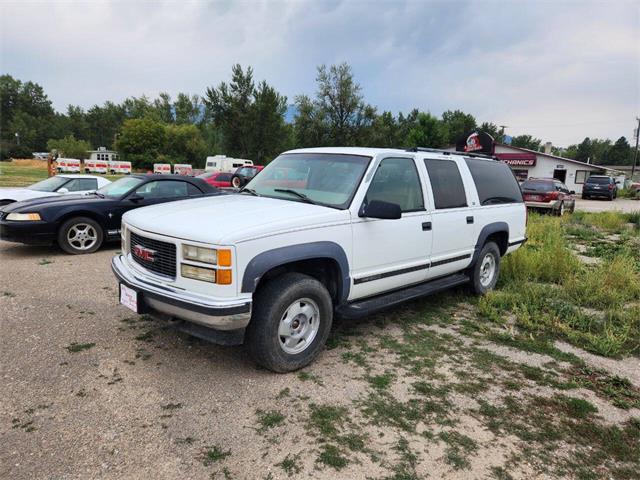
[1,0,639,146]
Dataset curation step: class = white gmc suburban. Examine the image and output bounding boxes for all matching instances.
[112,147,526,372]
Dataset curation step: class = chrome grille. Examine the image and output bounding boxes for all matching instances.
[130,231,176,278]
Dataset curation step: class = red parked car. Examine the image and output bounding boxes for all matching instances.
[521,178,576,216]
[198,171,233,188]
[231,165,264,188]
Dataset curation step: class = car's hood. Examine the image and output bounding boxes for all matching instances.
[1,193,106,213]
[124,194,351,244]
[0,188,58,203]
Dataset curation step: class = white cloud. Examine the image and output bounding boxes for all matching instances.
[1,0,638,146]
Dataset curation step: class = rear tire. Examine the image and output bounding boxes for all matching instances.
[231,175,243,189]
[555,201,565,216]
[470,242,501,295]
[58,217,103,254]
[246,273,333,373]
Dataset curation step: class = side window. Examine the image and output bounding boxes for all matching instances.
[78,178,98,190]
[423,159,467,209]
[135,181,188,199]
[465,159,524,205]
[187,183,202,196]
[62,179,81,191]
[365,158,424,212]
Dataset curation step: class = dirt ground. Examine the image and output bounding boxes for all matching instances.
[1,239,639,480]
[574,197,639,213]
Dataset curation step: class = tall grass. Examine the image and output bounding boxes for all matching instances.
[567,211,629,232]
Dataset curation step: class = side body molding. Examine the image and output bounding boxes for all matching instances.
[241,241,351,302]
[471,221,509,265]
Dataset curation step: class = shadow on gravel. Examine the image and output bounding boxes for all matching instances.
[0,240,120,258]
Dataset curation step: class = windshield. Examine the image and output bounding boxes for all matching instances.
[586,176,609,185]
[245,153,371,209]
[97,176,144,198]
[28,176,70,192]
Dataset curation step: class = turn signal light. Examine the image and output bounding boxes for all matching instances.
[216,269,232,285]
[217,249,232,267]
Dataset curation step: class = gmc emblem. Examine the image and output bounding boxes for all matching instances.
[133,245,156,262]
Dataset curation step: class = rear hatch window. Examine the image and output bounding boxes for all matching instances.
[585,177,609,184]
[521,180,554,192]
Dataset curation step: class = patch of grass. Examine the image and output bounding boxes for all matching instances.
[570,211,629,232]
[367,372,394,390]
[439,431,478,470]
[276,387,290,399]
[256,409,285,432]
[297,371,323,385]
[570,366,640,409]
[135,330,154,342]
[341,350,368,368]
[317,444,348,470]
[38,258,54,265]
[2,291,15,298]
[66,342,95,353]
[308,404,347,438]
[386,437,418,480]
[160,402,182,410]
[175,436,196,445]
[488,332,583,365]
[202,445,231,465]
[276,454,301,476]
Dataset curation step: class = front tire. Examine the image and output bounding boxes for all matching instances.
[470,242,501,295]
[245,273,333,373]
[58,217,103,254]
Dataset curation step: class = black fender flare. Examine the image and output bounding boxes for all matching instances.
[241,241,351,303]
[471,222,509,265]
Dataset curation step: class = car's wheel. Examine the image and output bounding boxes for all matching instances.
[246,273,333,373]
[58,217,103,254]
[231,175,243,189]
[470,242,501,295]
[555,201,566,216]
[581,194,588,200]
[570,201,576,213]
[608,193,614,201]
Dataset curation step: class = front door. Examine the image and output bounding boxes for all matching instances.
[553,169,567,183]
[350,157,432,299]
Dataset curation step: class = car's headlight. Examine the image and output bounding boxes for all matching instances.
[182,245,232,266]
[6,212,41,221]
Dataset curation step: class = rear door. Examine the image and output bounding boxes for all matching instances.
[421,157,476,277]
[350,156,432,299]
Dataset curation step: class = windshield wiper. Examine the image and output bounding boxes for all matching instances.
[274,188,318,205]
[239,187,260,197]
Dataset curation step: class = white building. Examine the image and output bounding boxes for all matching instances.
[88,147,119,162]
[494,144,611,194]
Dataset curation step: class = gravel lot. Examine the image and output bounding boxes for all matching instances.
[1,223,639,479]
[574,197,639,212]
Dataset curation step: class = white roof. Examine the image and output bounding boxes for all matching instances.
[284,146,415,156]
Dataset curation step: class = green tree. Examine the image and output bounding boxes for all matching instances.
[47,135,92,159]
[511,135,542,151]
[204,64,288,163]
[293,94,326,147]
[406,112,448,148]
[606,136,631,165]
[164,124,207,166]
[441,110,477,145]
[575,137,592,163]
[115,118,166,169]
[174,93,202,125]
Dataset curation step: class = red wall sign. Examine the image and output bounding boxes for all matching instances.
[495,153,537,167]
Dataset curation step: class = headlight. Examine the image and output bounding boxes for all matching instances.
[182,245,232,266]
[6,212,41,221]
[181,264,216,283]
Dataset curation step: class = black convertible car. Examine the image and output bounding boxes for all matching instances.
[0,174,220,254]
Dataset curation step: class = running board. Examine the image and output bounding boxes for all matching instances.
[336,273,470,320]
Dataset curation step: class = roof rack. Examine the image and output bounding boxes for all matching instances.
[405,147,496,160]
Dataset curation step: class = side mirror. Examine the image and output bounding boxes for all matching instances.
[359,200,402,219]
[128,194,144,202]
[58,188,69,194]
[569,190,575,195]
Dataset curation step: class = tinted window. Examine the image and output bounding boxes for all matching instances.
[366,158,424,212]
[65,178,98,191]
[466,159,523,205]
[28,176,70,192]
[586,176,609,185]
[424,159,467,209]
[521,180,554,192]
[187,183,202,196]
[135,181,188,198]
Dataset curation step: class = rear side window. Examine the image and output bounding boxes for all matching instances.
[465,159,523,205]
[424,159,467,209]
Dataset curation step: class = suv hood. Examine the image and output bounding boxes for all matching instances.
[123,194,351,244]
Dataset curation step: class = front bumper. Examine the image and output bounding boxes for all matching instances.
[111,254,252,331]
[0,220,56,245]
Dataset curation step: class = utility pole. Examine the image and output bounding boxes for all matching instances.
[632,117,640,180]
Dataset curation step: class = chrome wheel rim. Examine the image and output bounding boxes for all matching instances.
[479,253,496,287]
[232,177,241,188]
[67,223,98,250]
[278,298,320,355]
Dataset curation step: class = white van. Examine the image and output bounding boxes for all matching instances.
[173,164,193,176]
[153,163,172,175]
[56,158,81,173]
[205,155,253,173]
